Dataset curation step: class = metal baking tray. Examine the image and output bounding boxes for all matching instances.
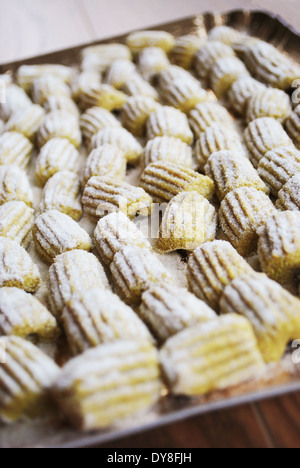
[1,9,300,448]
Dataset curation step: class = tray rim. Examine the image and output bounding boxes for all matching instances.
[54,380,300,449]
[0,8,300,71]
[1,8,300,448]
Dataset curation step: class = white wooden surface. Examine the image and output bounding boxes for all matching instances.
[0,0,299,63]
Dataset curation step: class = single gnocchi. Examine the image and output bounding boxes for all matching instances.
[140,284,216,343]
[187,240,253,310]
[94,212,151,266]
[194,41,235,80]
[110,246,174,306]
[40,171,82,221]
[220,273,300,362]
[36,110,81,148]
[155,191,217,253]
[0,84,32,122]
[171,35,204,69]
[0,165,33,206]
[48,250,109,317]
[80,106,121,144]
[258,210,300,283]
[257,146,300,196]
[158,65,198,90]
[140,161,215,203]
[286,104,300,148]
[0,201,34,248]
[160,314,265,396]
[35,138,80,186]
[159,75,213,113]
[195,124,244,171]
[246,88,292,123]
[208,26,246,45]
[126,30,175,54]
[122,73,159,100]
[189,101,235,137]
[142,136,193,169]
[0,336,59,422]
[4,104,45,141]
[43,94,79,117]
[121,95,160,137]
[228,76,266,115]
[51,340,162,430]
[84,145,127,184]
[81,43,131,73]
[210,56,249,98]
[146,106,193,144]
[276,174,300,212]
[82,176,152,219]
[105,59,136,89]
[0,287,58,341]
[33,210,92,263]
[31,76,71,105]
[16,64,73,91]
[138,47,169,81]
[205,150,268,201]
[78,83,127,112]
[0,132,33,169]
[241,40,300,90]
[90,127,143,164]
[219,187,277,256]
[0,237,41,292]
[244,117,293,168]
[62,288,152,355]
[71,70,101,101]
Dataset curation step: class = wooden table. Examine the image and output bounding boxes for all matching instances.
[1,0,300,448]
